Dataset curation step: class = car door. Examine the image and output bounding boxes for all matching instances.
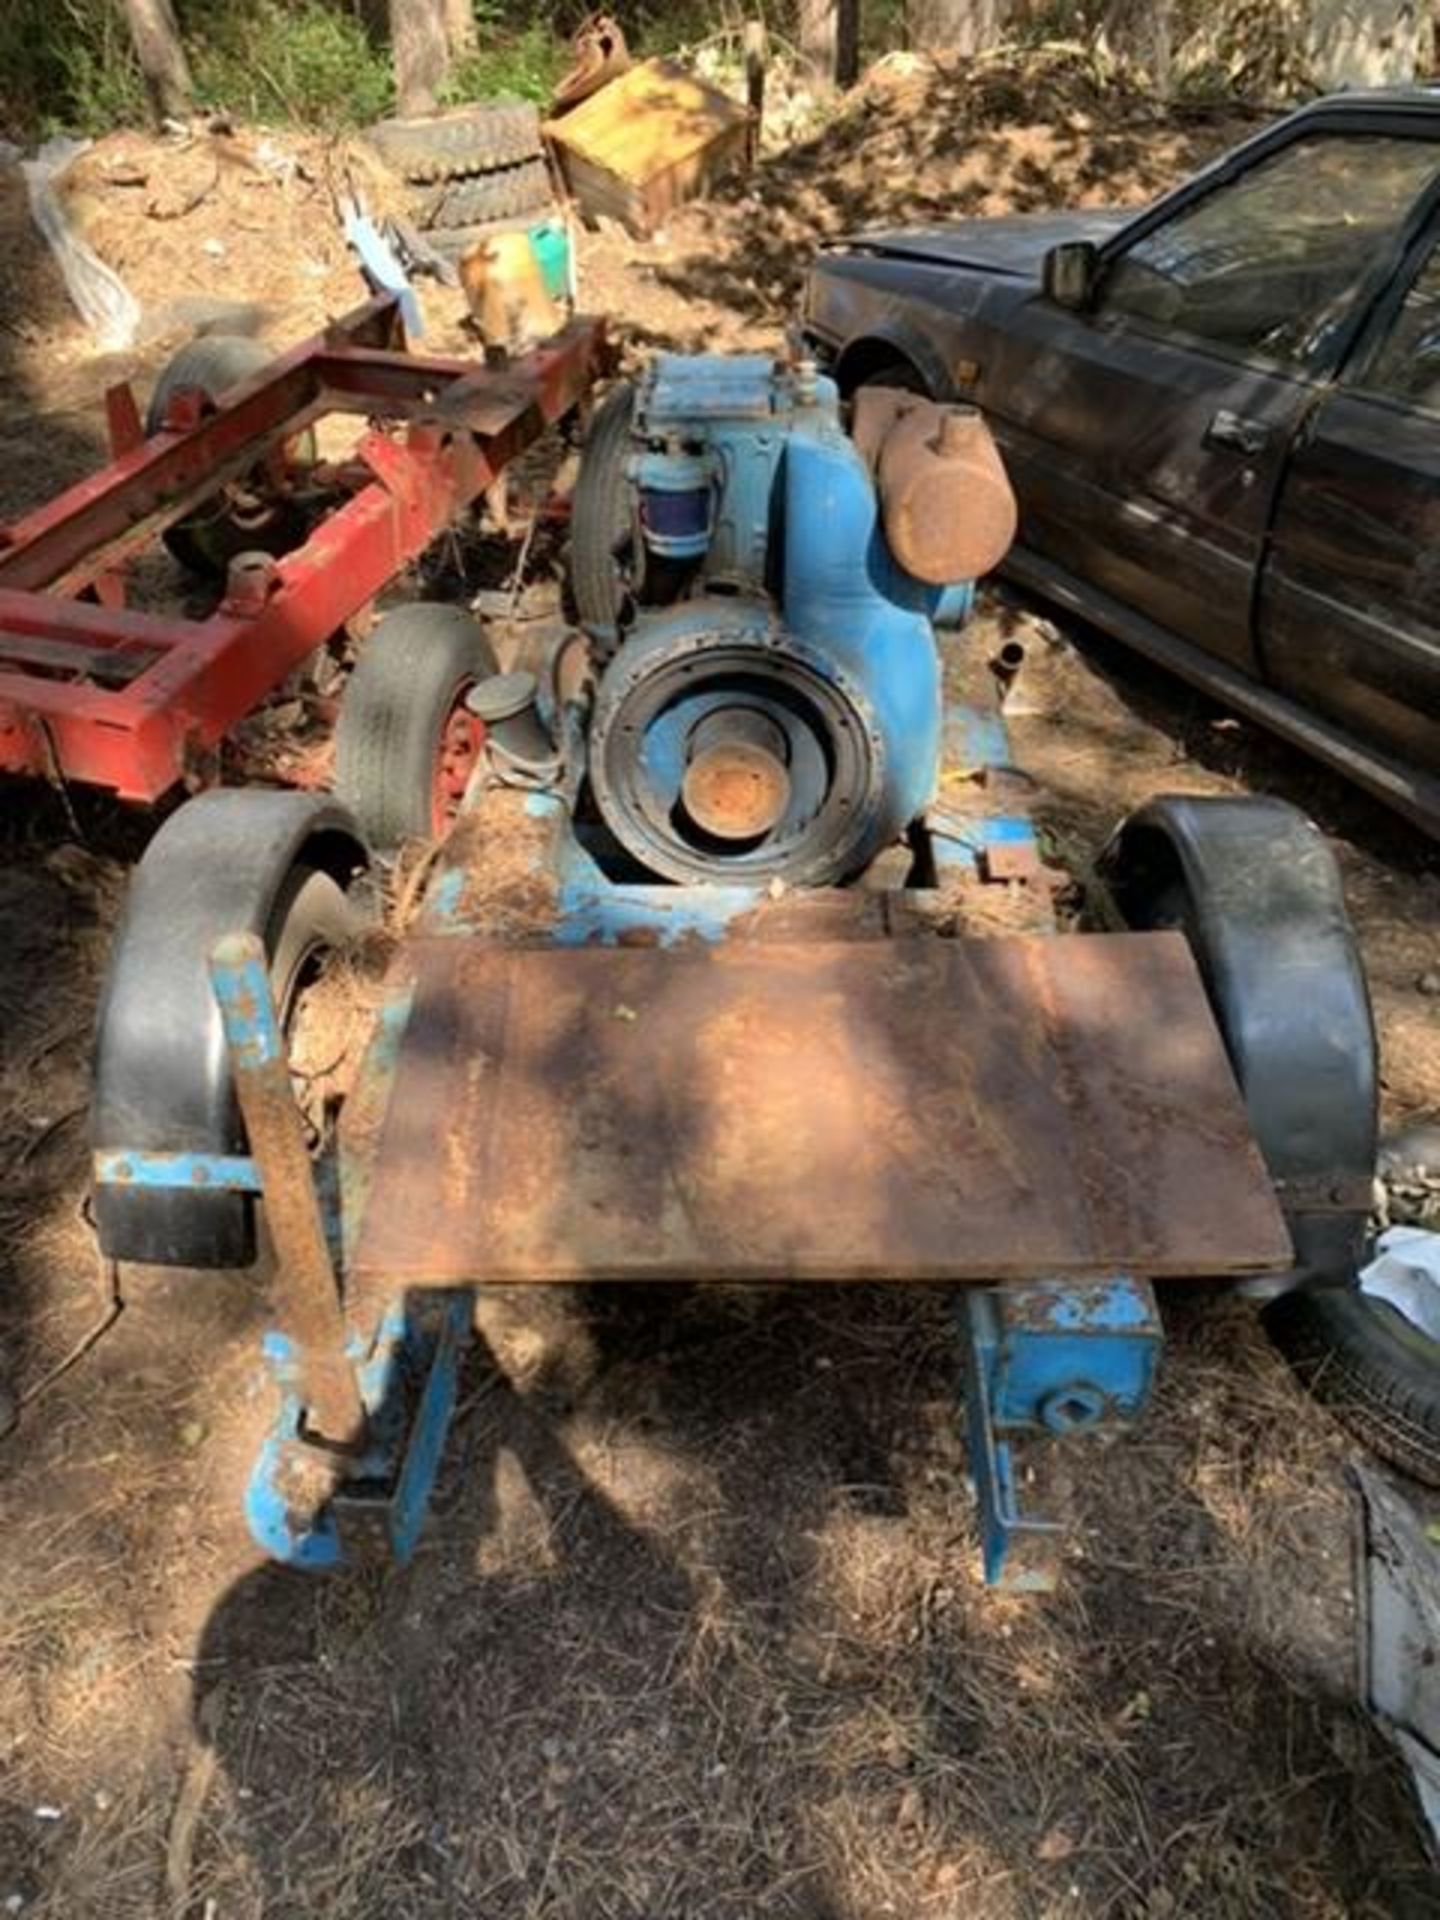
[1259,229,1440,776]
[981,128,1440,679]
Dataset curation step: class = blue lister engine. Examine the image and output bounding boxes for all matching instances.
[573,354,1018,887]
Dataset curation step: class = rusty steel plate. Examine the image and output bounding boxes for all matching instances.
[349,934,1293,1288]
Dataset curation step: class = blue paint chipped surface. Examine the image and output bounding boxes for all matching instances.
[959,1278,1162,1587]
[245,1293,468,1570]
[92,1149,261,1192]
[555,824,763,945]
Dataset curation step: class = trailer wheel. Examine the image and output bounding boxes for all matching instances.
[570,381,637,664]
[147,335,313,577]
[366,103,543,184]
[92,791,372,1271]
[334,603,499,850]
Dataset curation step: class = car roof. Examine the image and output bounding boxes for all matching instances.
[1294,86,1440,115]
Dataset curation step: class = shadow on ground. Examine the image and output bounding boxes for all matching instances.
[179,1284,1435,1920]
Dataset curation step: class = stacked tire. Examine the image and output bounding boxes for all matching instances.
[366,102,555,257]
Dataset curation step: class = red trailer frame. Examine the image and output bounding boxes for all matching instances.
[0,296,607,802]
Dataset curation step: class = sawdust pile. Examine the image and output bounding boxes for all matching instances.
[641,46,1256,328]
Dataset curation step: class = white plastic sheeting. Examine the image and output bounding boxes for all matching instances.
[1360,1227,1440,1343]
[19,138,141,350]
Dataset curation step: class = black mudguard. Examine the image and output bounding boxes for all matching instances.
[1097,794,1378,1289]
[92,791,368,1269]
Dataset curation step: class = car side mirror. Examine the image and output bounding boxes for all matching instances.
[1042,241,1100,312]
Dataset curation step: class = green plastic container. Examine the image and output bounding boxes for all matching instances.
[528,218,572,303]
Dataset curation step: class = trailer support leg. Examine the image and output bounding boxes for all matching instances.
[959,1278,1163,1591]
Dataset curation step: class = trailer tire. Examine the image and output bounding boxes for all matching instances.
[93,791,371,1270]
[570,381,637,664]
[420,159,553,230]
[147,335,312,577]
[335,603,499,850]
[366,103,543,184]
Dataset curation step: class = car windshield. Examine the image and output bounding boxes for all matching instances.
[1102,133,1440,368]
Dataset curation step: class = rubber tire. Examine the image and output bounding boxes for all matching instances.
[268,866,367,1028]
[92,791,371,1270]
[334,603,498,851]
[420,159,553,231]
[147,335,309,577]
[367,104,543,184]
[1265,1286,1440,1485]
[424,215,557,263]
[857,359,930,396]
[570,381,637,663]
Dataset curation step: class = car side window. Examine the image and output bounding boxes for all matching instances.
[1097,134,1440,372]
[1359,241,1440,411]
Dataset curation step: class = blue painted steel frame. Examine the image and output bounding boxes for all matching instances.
[246,1293,468,1569]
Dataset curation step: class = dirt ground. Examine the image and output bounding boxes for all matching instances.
[2,53,1439,1920]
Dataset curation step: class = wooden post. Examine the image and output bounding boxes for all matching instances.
[837,0,860,86]
[744,18,768,166]
[120,0,193,121]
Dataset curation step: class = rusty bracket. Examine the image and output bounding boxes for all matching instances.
[209,931,367,1449]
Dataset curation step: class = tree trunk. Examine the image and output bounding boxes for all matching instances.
[908,0,1008,54]
[1306,0,1421,87]
[391,0,450,116]
[798,0,861,88]
[120,0,193,121]
[443,0,477,58]
[1100,0,1175,92]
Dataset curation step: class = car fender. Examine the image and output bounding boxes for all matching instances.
[832,321,954,401]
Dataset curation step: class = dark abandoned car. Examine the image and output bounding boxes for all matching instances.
[804,90,1440,838]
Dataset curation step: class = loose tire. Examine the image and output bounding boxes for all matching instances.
[334,603,499,850]
[1266,1284,1440,1485]
[570,381,637,663]
[147,335,311,576]
[419,158,553,230]
[366,103,543,184]
[93,791,371,1270]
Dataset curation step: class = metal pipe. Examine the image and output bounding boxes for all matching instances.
[209,932,367,1449]
[989,639,1026,706]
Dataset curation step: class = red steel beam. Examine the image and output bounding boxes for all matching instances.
[0,314,607,799]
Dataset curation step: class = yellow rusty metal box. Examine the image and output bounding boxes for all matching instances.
[544,57,754,236]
